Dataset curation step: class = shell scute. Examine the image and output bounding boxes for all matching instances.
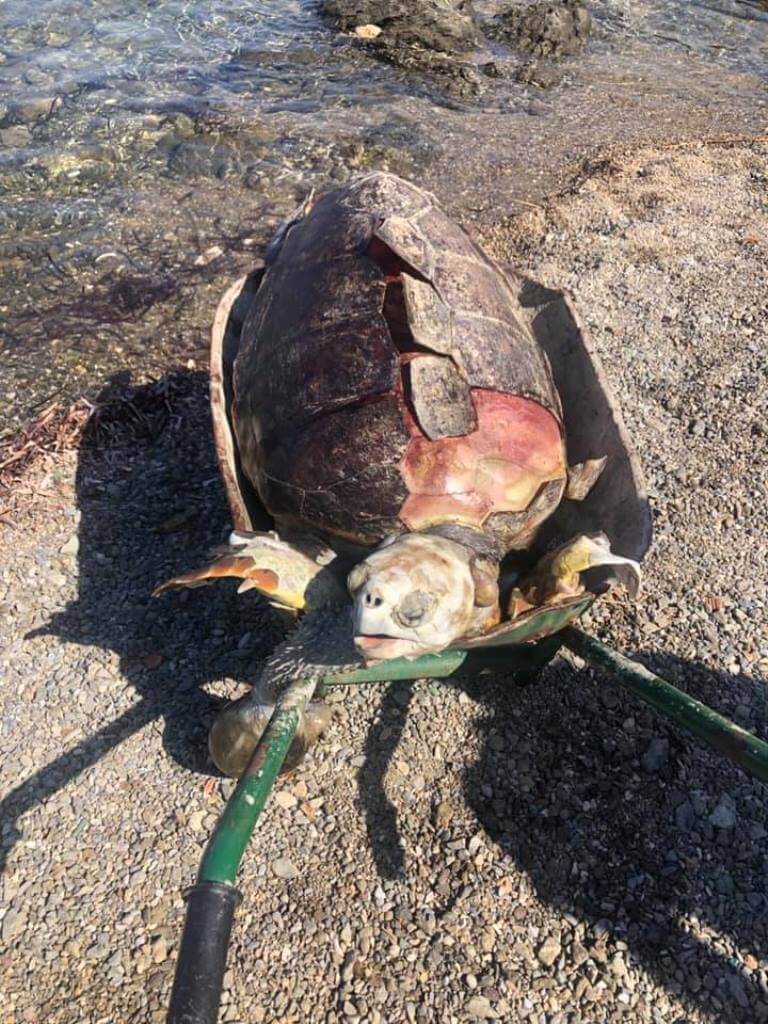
[407,355,476,440]
[414,204,483,262]
[341,172,434,219]
[373,216,435,279]
[235,257,395,448]
[258,394,410,544]
[401,275,454,356]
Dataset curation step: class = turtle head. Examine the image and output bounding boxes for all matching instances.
[348,533,495,663]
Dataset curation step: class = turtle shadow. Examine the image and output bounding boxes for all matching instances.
[0,370,285,873]
[356,682,415,880]
[461,654,768,1023]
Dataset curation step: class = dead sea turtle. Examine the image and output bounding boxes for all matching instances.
[155,171,651,775]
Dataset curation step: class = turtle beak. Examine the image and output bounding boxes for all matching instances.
[353,634,431,663]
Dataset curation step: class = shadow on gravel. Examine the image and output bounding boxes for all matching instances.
[357,682,416,880]
[464,658,768,1024]
[1,370,286,872]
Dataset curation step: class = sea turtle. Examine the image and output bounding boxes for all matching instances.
[155,172,651,775]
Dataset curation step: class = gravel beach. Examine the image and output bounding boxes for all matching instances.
[1,137,767,1023]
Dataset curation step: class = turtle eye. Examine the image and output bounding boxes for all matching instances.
[395,590,434,628]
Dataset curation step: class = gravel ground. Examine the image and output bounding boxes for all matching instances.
[1,138,767,1024]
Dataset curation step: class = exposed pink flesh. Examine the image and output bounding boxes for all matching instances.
[400,490,492,530]
[400,389,565,530]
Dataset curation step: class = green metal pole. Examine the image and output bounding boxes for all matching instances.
[199,675,317,885]
[167,675,319,1024]
[322,648,467,686]
[562,626,768,783]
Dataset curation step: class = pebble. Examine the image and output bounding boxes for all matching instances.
[194,245,224,266]
[188,810,206,832]
[537,935,561,967]
[710,796,737,830]
[354,24,382,39]
[641,737,668,772]
[60,534,79,556]
[271,857,299,879]
[674,801,696,830]
[465,995,497,1019]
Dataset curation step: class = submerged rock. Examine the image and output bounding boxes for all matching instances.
[492,0,592,58]
[323,0,479,55]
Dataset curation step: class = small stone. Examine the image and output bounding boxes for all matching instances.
[354,23,382,39]
[194,245,224,266]
[60,534,79,556]
[436,801,452,827]
[2,907,26,942]
[537,935,561,967]
[728,975,749,1009]
[641,737,668,772]
[189,810,205,832]
[151,936,168,964]
[271,857,299,879]
[274,791,297,810]
[609,953,627,978]
[710,796,737,830]
[142,652,163,671]
[465,995,497,1019]
[674,801,696,830]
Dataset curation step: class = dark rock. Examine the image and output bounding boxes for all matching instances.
[709,795,737,830]
[491,0,591,58]
[674,801,696,830]
[2,95,63,127]
[641,737,669,772]
[481,61,502,78]
[322,0,479,55]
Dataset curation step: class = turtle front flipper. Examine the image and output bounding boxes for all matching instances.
[153,530,347,611]
[508,532,641,617]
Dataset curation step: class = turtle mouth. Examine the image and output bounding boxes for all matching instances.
[354,633,430,662]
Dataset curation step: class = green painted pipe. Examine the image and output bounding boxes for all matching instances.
[562,626,768,783]
[323,648,467,685]
[199,675,318,886]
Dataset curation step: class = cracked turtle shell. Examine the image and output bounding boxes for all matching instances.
[227,172,571,551]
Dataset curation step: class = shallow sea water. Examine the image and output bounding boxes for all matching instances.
[0,0,766,429]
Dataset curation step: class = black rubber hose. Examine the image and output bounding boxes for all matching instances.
[166,882,242,1024]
